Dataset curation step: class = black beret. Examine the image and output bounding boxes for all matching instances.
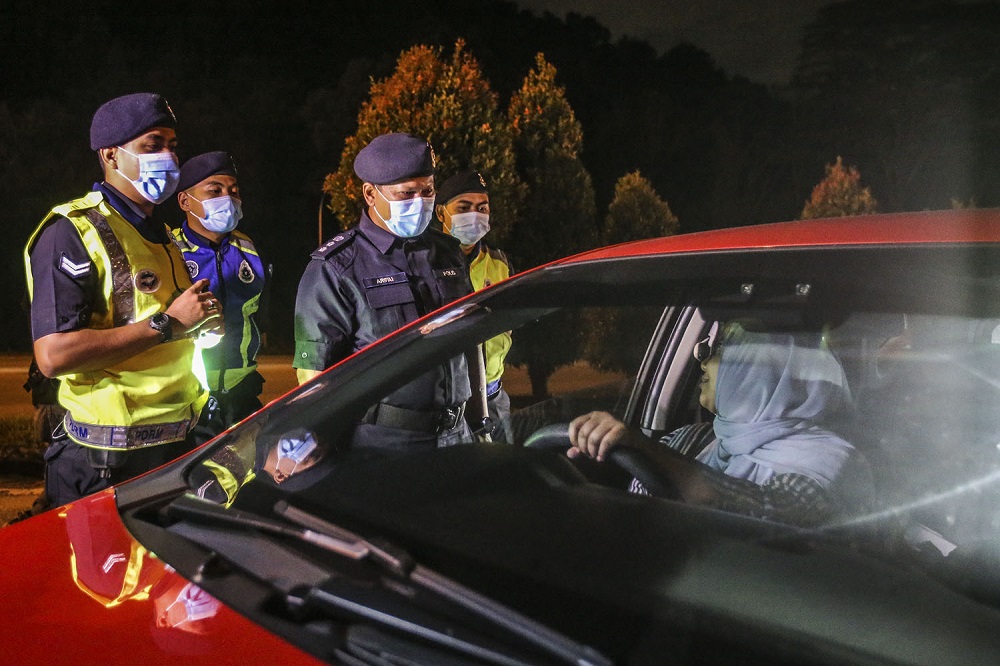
[354,132,436,185]
[178,151,238,192]
[89,93,177,150]
[435,169,489,207]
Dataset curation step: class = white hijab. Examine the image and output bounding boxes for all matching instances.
[696,330,862,490]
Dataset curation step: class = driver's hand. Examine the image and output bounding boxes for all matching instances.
[567,411,627,462]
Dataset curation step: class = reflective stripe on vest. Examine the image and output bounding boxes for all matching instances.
[84,208,135,326]
[64,412,197,449]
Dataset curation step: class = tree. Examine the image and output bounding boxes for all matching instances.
[792,0,1000,211]
[507,53,597,267]
[600,170,678,244]
[322,40,523,243]
[505,53,598,399]
[581,171,678,376]
[800,156,878,220]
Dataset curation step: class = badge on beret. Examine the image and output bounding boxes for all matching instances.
[185,260,200,279]
[429,143,438,168]
[134,268,160,293]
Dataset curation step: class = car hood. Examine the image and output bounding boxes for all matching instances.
[0,489,318,666]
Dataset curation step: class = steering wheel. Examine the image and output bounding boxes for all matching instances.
[523,423,682,499]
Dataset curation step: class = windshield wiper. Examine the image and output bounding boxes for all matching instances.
[165,495,612,666]
[272,500,612,666]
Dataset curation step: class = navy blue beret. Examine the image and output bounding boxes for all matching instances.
[353,132,436,185]
[435,169,489,207]
[178,151,238,192]
[89,93,177,150]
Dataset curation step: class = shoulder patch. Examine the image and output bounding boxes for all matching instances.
[58,253,92,278]
[311,229,357,260]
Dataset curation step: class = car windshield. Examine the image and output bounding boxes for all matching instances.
[126,241,1000,663]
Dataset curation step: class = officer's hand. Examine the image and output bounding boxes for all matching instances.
[567,411,627,462]
[166,279,223,336]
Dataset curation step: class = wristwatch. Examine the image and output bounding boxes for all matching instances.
[148,312,173,343]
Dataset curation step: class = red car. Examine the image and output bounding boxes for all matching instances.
[5,209,1000,665]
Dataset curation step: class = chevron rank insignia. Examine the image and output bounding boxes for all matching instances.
[59,254,92,278]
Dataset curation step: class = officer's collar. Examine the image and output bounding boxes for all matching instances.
[462,239,483,261]
[359,211,401,254]
[94,182,147,225]
[181,220,229,249]
[94,182,170,244]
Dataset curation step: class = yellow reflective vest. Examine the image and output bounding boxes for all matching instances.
[24,192,207,450]
[468,244,512,384]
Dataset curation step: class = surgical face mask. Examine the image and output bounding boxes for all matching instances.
[275,429,318,479]
[190,194,243,234]
[162,584,219,629]
[373,186,434,237]
[116,146,180,204]
[448,211,490,246]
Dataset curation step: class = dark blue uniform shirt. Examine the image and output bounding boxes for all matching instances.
[294,212,473,414]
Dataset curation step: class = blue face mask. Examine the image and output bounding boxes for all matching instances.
[190,194,243,234]
[275,429,318,479]
[373,186,434,237]
[117,146,180,204]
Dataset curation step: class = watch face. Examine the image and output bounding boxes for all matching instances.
[150,313,171,340]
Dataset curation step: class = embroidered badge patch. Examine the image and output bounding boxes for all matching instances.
[58,254,92,278]
[238,259,254,283]
[185,260,200,279]
[134,268,160,293]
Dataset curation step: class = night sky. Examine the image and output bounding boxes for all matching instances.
[516,0,851,84]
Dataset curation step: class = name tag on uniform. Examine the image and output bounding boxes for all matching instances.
[364,272,408,288]
[434,268,462,279]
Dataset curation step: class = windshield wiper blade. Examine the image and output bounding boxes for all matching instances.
[166,493,369,559]
[273,500,613,666]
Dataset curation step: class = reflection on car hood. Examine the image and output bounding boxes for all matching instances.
[0,489,319,665]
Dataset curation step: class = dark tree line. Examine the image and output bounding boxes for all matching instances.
[2,0,998,353]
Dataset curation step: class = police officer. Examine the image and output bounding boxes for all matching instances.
[172,151,267,428]
[293,132,474,451]
[435,169,514,442]
[24,93,222,506]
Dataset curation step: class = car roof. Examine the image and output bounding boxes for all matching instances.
[559,208,1000,263]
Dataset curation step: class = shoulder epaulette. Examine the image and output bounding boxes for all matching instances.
[311,229,357,260]
[50,191,105,218]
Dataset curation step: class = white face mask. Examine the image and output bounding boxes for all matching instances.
[190,194,243,234]
[373,186,434,237]
[163,584,219,629]
[116,146,180,204]
[448,211,490,246]
[275,429,318,478]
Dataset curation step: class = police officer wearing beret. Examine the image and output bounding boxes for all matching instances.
[435,169,514,442]
[24,93,223,506]
[172,151,268,429]
[293,132,475,451]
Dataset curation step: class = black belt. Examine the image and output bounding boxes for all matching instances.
[361,402,466,433]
